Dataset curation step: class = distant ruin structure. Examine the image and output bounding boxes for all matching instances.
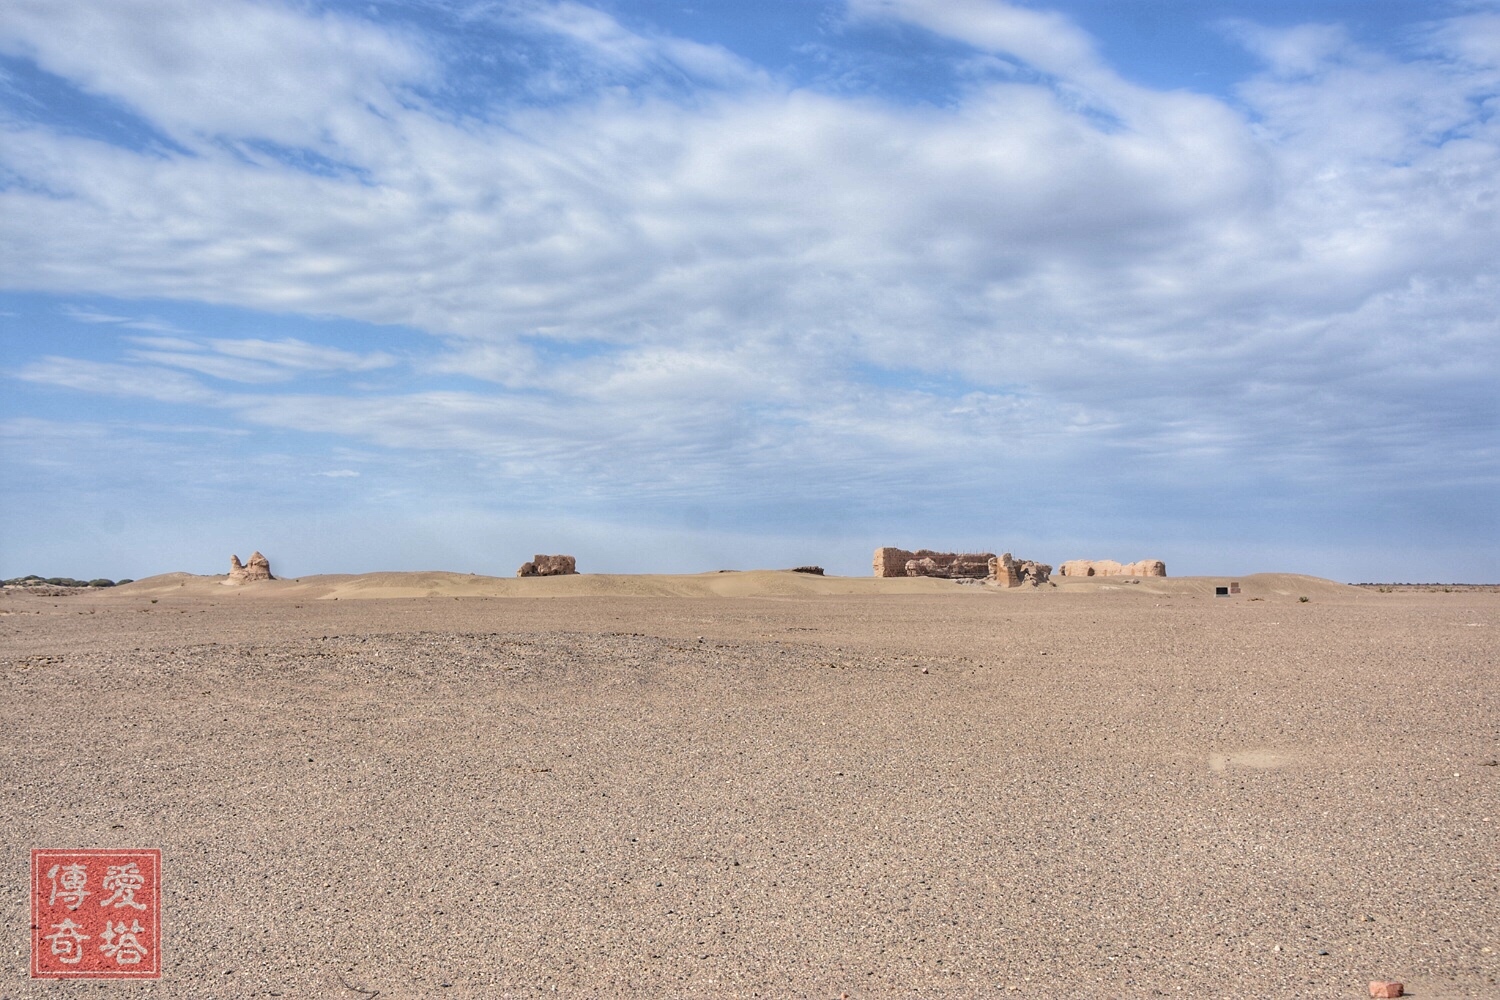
[872,548,994,579]
[990,553,1052,588]
[1058,559,1167,578]
[517,554,578,577]
[225,551,273,584]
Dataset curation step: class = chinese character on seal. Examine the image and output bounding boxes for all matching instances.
[31,849,160,978]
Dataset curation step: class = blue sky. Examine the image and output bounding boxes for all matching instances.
[1,0,1496,582]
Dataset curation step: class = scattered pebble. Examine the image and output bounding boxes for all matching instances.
[5,585,1489,997]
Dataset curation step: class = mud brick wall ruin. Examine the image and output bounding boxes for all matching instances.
[226,551,273,584]
[517,554,578,577]
[990,553,1052,588]
[872,548,995,579]
[1058,559,1166,578]
[873,547,1054,586]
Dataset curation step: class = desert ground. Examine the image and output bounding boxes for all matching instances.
[1,571,1495,999]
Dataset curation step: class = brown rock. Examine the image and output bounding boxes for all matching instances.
[989,553,1052,588]
[225,551,274,585]
[517,554,577,577]
[1368,983,1404,998]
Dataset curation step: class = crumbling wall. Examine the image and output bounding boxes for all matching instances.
[1059,559,1166,577]
[989,553,1052,588]
[517,554,577,577]
[873,547,916,577]
[225,551,273,585]
[873,548,994,579]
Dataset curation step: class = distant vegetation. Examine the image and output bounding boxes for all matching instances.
[2,575,133,587]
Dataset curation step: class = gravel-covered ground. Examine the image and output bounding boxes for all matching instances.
[1,583,1496,998]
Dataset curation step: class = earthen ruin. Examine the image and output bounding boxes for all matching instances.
[517,554,578,577]
[225,551,273,585]
[989,553,1052,588]
[1058,559,1167,578]
[872,548,994,579]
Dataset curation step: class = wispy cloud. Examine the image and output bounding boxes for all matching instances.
[61,306,190,333]
[848,0,1104,82]
[61,305,133,324]
[18,357,221,404]
[122,317,192,334]
[2,0,1497,578]
[110,335,397,383]
[0,0,429,156]
[505,0,774,92]
[206,338,395,373]
[124,335,202,351]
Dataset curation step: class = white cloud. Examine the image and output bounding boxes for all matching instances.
[61,305,132,324]
[113,335,396,382]
[848,0,1103,82]
[121,349,293,384]
[206,338,395,373]
[18,357,220,403]
[132,423,250,436]
[1225,20,1352,79]
[124,335,203,351]
[422,340,541,387]
[2,0,1497,577]
[0,0,430,157]
[121,317,192,334]
[1426,12,1500,70]
[60,306,192,334]
[508,0,773,91]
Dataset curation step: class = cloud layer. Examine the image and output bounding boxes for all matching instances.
[2,0,1497,578]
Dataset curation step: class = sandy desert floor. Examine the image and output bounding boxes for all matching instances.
[1,571,1495,999]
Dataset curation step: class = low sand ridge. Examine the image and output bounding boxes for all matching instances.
[116,569,1361,602]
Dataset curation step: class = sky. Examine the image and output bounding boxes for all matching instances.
[1,0,1497,582]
